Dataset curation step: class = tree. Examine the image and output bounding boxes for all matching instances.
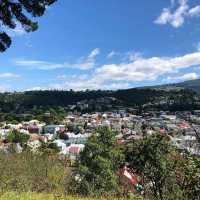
[181,156,200,200]
[125,134,180,200]
[0,0,57,52]
[71,126,124,196]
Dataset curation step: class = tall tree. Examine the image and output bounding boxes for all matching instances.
[125,134,180,200]
[71,126,124,196]
[0,0,57,52]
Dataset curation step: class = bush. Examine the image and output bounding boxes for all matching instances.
[7,130,30,145]
[0,151,70,194]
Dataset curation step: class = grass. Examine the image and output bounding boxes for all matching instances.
[0,192,143,200]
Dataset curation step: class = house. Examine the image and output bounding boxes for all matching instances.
[44,125,65,135]
[54,139,67,155]
[118,165,143,193]
[28,125,41,134]
[66,133,90,144]
[66,144,85,160]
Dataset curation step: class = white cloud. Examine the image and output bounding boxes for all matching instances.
[15,60,64,70]
[64,61,95,70]
[26,86,45,91]
[107,51,141,61]
[189,5,200,17]
[29,76,130,91]
[71,48,100,69]
[166,72,199,82]
[44,51,200,91]
[155,8,172,25]
[155,0,200,28]
[177,72,199,80]
[128,52,142,62]
[0,73,21,79]
[107,51,117,59]
[17,50,200,91]
[15,48,100,70]
[94,52,200,82]
[88,48,100,59]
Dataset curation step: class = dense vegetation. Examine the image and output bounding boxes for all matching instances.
[0,88,199,119]
[126,135,200,200]
[0,192,141,200]
[70,127,124,196]
[0,127,199,200]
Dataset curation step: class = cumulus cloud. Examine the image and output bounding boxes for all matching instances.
[166,72,199,82]
[155,0,200,28]
[94,52,200,82]
[49,51,200,91]
[18,50,200,91]
[189,5,200,17]
[15,48,100,70]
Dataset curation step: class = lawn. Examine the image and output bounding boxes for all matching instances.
[0,192,142,200]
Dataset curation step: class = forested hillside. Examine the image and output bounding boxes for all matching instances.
[0,88,199,114]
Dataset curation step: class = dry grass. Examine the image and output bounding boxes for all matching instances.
[0,192,143,200]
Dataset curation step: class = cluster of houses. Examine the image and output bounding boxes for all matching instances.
[0,110,199,158]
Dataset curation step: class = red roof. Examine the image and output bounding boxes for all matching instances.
[118,166,139,186]
[68,146,80,154]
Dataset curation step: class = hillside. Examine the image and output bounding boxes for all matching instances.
[175,79,200,92]
[141,78,200,92]
[0,87,199,114]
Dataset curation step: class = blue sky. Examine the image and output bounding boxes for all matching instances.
[1,0,200,91]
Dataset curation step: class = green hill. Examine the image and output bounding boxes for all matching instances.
[141,78,200,92]
[0,87,199,114]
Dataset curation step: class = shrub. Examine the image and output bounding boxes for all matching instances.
[7,130,30,145]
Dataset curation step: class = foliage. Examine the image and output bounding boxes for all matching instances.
[0,88,199,120]
[0,0,57,52]
[0,192,142,200]
[39,142,60,155]
[0,130,199,200]
[125,134,183,200]
[0,151,141,200]
[180,156,200,200]
[0,151,68,194]
[7,129,30,145]
[71,126,124,196]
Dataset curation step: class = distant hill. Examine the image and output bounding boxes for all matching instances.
[0,86,199,113]
[0,79,199,114]
[174,79,200,92]
[141,79,200,92]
